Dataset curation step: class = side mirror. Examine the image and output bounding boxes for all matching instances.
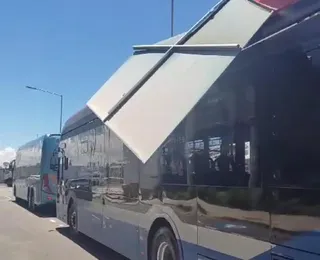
[58,151,64,159]
[3,162,9,169]
[59,142,66,150]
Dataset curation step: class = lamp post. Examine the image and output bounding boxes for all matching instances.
[25,86,63,134]
[170,0,174,37]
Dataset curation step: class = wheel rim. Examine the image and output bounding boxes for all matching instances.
[70,210,77,230]
[156,241,174,260]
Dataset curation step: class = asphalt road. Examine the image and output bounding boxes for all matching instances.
[0,185,126,260]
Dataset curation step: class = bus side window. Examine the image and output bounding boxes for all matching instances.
[189,82,257,188]
[161,132,188,185]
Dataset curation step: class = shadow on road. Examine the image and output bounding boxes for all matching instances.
[56,227,128,260]
[12,199,56,218]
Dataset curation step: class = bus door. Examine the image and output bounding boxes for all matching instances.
[102,142,140,260]
[56,143,68,223]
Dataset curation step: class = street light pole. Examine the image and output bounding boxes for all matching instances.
[59,94,63,134]
[171,0,174,37]
[25,86,63,134]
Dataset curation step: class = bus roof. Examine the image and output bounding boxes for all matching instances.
[18,134,60,150]
[61,106,97,135]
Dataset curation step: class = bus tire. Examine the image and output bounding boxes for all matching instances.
[7,178,12,187]
[68,202,79,236]
[28,189,36,212]
[150,226,179,260]
[13,186,20,203]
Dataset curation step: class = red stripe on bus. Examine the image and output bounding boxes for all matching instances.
[254,0,298,10]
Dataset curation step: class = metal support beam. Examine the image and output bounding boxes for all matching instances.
[133,43,241,52]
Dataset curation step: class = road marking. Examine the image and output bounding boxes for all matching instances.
[58,224,67,227]
[0,196,12,201]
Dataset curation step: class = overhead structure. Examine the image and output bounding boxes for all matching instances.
[87,0,314,163]
[87,52,165,123]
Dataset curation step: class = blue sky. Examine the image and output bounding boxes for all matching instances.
[0,0,218,155]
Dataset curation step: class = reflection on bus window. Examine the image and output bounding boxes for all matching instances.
[185,80,257,187]
[161,131,188,185]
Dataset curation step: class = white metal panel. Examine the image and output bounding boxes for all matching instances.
[185,0,271,47]
[87,53,164,122]
[106,50,239,163]
[155,32,186,45]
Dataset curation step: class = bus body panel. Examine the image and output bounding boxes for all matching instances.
[57,116,272,260]
[99,132,141,259]
[14,136,43,202]
[14,134,59,206]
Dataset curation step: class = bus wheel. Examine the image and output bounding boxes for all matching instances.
[68,202,79,236]
[6,179,12,187]
[150,227,179,260]
[28,190,36,212]
[13,186,20,203]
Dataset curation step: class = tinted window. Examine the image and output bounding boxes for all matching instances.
[90,125,108,190]
[188,77,258,187]
[108,131,124,185]
[259,51,320,188]
[158,73,259,187]
[160,124,188,185]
